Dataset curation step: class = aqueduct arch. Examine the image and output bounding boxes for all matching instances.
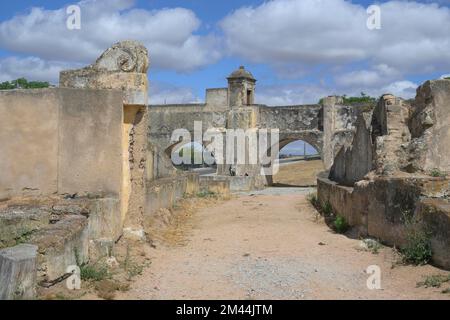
[148,67,360,190]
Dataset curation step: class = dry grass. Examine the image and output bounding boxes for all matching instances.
[146,194,228,247]
[273,160,324,187]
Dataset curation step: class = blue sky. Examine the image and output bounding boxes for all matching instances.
[0,0,449,106]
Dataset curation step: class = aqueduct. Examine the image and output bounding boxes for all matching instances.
[147,65,361,189]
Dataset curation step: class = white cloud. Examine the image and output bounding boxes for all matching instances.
[0,56,76,83]
[256,78,418,106]
[335,64,401,88]
[149,83,201,105]
[256,83,332,105]
[0,0,221,72]
[378,80,418,99]
[220,0,450,75]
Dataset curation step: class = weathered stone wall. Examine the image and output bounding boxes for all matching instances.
[206,88,228,108]
[329,112,373,186]
[322,97,361,170]
[328,80,450,187]
[0,88,123,200]
[60,40,150,238]
[60,40,148,106]
[0,244,38,300]
[318,173,450,269]
[409,80,450,172]
[319,79,450,270]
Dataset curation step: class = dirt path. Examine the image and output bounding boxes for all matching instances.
[117,188,450,300]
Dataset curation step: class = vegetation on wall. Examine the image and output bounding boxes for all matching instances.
[0,78,50,90]
[318,92,377,105]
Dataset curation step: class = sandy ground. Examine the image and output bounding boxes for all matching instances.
[273,160,325,187]
[117,187,450,300]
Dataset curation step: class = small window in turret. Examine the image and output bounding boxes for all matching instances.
[247,90,253,105]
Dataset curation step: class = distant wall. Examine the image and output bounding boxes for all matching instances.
[206,88,228,108]
[0,88,123,199]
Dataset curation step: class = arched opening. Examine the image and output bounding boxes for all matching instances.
[169,141,217,174]
[268,139,324,187]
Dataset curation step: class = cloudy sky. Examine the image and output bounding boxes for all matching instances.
[1,0,449,105]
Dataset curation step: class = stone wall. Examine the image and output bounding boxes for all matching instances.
[322,96,361,170]
[329,112,373,186]
[409,80,450,172]
[318,174,450,269]
[328,80,450,187]
[206,88,228,108]
[0,88,123,200]
[319,79,450,270]
[60,40,149,238]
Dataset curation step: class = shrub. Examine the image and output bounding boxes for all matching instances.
[322,201,333,216]
[333,215,349,234]
[417,274,450,288]
[80,265,108,281]
[362,238,383,254]
[80,264,109,281]
[74,248,108,282]
[307,192,319,208]
[121,245,149,281]
[402,228,432,265]
[197,190,217,198]
[0,78,50,90]
[430,168,446,178]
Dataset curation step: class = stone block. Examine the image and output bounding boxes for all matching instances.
[87,198,122,242]
[30,215,89,282]
[0,244,38,300]
[417,198,450,269]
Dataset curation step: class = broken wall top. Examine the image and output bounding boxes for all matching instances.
[328,79,450,187]
[60,40,149,106]
[408,79,450,172]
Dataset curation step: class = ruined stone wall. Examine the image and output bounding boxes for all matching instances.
[60,40,149,238]
[322,97,361,169]
[328,80,450,187]
[60,40,148,106]
[0,88,123,200]
[409,80,450,172]
[329,112,373,186]
[318,79,450,270]
[318,174,450,269]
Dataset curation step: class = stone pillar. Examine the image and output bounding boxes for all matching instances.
[0,244,38,300]
[322,96,342,170]
[60,40,150,240]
